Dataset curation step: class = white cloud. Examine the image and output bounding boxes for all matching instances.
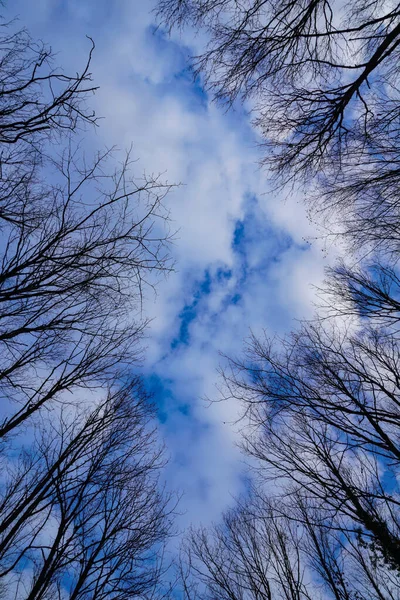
[5,0,337,529]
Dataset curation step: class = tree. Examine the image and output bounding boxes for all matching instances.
[157,0,400,255]
[157,0,400,176]
[180,495,315,600]
[0,23,174,439]
[217,259,400,587]
[0,24,96,145]
[0,15,175,600]
[179,488,400,600]
[0,380,174,600]
[0,143,172,439]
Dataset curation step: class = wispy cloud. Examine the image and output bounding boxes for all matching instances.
[7,0,333,528]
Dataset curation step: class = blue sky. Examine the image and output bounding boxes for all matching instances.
[5,0,333,530]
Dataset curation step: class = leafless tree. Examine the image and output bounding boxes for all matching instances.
[0,18,175,440]
[0,380,174,600]
[181,481,400,599]
[0,13,176,600]
[157,0,400,256]
[157,0,400,176]
[179,488,400,600]
[0,23,96,146]
[318,262,400,327]
[0,143,173,439]
[219,259,400,576]
[179,497,314,600]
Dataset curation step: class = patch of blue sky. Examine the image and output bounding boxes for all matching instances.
[141,25,257,154]
[146,24,209,100]
[145,371,211,434]
[229,194,319,335]
[145,373,176,423]
[147,388,216,484]
[232,195,294,281]
[170,269,212,348]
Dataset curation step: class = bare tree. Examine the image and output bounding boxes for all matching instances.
[0,380,174,600]
[180,487,400,600]
[157,0,400,257]
[318,262,400,327]
[180,497,314,600]
[0,23,96,145]
[157,0,400,177]
[0,143,173,438]
[219,259,400,575]
[0,19,175,442]
[0,13,176,600]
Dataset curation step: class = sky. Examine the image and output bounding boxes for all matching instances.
[5,0,334,531]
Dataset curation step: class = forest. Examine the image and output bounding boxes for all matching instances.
[1,0,400,598]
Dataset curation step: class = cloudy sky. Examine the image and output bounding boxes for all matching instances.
[6,0,332,530]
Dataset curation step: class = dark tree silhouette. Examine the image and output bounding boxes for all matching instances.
[0,380,174,600]
[157,0,400,256]
[0,25,96,145]
[0,15,175,600]
[180,496,314,600]
[0,144,172,439]
[157,0,400,178]
[218,258,400,579]
[0,21,174,439]
[179,489,399,600]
